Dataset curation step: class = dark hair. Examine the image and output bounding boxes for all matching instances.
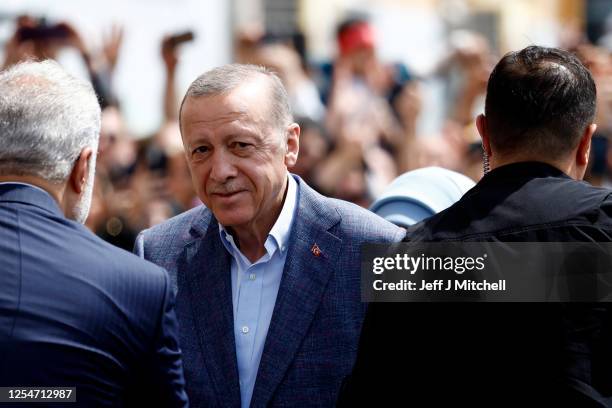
[485,45,596,158]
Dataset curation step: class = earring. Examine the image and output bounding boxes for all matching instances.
[482,144,490,175]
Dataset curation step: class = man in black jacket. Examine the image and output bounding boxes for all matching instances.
[340,46,612,407]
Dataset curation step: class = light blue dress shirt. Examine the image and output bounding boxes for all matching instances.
[218,174,297,408]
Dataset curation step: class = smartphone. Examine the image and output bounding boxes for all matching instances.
[168,31,195,47]
[17,23,69,42]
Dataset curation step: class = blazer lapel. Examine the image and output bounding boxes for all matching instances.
[183,216,241,407]
[251,178,342,407]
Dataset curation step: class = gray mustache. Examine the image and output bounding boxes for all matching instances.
[208,185,246,195]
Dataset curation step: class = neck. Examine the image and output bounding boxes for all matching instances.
[228,227,270,263]
[0,175,65,202]
[229,178,289,263]
[490,154,580,179]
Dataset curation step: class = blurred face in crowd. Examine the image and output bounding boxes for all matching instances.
[291,125,327,179]
[181,75,299,234]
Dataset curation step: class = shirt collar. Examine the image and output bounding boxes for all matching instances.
[268,173,297,253]
[218,173,298,259]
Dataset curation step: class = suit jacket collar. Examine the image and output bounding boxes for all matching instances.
[182,175,343,407]
[0,182,63,218]
[250,175,342,407]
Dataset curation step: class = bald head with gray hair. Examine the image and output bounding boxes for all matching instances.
[0,60,101,183]
[179,64,293,138]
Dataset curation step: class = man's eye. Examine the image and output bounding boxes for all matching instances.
[192,146,210,158]
[193,146,209,154]
[231,142,252,149]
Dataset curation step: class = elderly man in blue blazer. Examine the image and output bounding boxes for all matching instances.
[135,63,404,407]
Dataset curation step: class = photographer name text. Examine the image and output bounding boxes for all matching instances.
[373,279,506,292]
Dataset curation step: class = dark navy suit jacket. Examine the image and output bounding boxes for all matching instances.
[0,183,188,407]
[135,175,405,407]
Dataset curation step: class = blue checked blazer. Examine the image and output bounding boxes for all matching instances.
[134,175,405,407]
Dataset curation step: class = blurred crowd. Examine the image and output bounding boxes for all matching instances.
[3,13,612,250]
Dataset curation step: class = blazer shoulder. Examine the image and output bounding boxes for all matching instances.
[140,205,211,245]
[295,178,404,242]
[44,223,174,313]
[78,225,170,286]
[327,197,404,241]
[135,205,213,271]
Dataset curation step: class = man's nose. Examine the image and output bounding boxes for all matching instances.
[209,150,238,182]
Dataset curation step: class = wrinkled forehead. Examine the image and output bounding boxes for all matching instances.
[182,79,275,131]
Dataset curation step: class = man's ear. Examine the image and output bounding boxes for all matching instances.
[69,147,94,194]
[576,123,596,167]
[284,123,300,168]
[476,114,492,157]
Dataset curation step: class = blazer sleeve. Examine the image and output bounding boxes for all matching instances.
[150,271,189,407]
[126,268,189,408]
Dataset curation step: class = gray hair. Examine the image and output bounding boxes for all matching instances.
[179,63,293,134]
[0,60,101,183]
